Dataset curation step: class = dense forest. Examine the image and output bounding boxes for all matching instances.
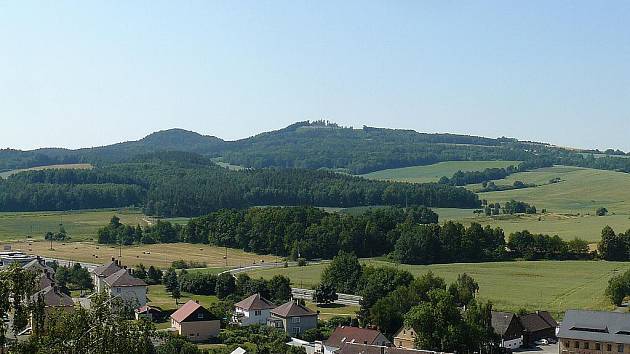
[97,205,592,263]
[0,152,479,216]
[5,120,630,176]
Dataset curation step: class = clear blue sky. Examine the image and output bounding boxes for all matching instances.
[1,1,629,150]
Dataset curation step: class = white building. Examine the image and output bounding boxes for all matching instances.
[91,258,123,293]
[103,268,147,308]
[233,293,276,326]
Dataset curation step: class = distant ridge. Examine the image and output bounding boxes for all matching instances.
[0,120,628,174]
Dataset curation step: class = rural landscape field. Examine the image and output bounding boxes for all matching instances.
[2,3,630,352]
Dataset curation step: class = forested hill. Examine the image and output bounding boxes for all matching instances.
[2,120,630,174]
[0,152,480,216]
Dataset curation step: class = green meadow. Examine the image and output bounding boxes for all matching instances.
[247,259,630,317]
[360,160,520,183]
[0,209,147,242]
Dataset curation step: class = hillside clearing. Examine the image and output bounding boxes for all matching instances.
[247,260,629,317]
[361,160,520,183]
[0,163,92,179]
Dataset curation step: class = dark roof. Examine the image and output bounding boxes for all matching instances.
[492,311,517,337]
[23,258,54,275]
[234,293,276,311]
[520,311,557,333]
[103,269,147,287]
[92,260,122,277]
[37,272,54,290]
[557,310,630,345]
[325,326,389,347]
[171,300,204,323]
[338,342,448,354]
[271,301,317,318]
[31,286,74,308]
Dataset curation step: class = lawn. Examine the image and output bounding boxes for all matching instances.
[304,301,359,320]
[361,160,520,183]
[247,260,630,318]
[13,241,277,268]
[146,284,219,311]
[0,163,93,179]
[0,208,148,242]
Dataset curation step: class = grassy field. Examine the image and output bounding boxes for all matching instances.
[0,163,92,179]
[8,241,278,268]
[361,160,520,183]
[0,209,148,242]
[146,284,219,311]
[431,166,630,242]
[304,301,359,320]
[247,260,630,317]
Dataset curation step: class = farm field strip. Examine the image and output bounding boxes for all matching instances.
[0,163,92,179]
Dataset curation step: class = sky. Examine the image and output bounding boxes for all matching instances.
[1,1,629,151]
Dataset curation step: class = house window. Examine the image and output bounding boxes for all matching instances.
[596,343,601,351]
[608,344,613,352]
[293,327,301,335]
[116,288,121,293]
[575,342,579,349]
[291,317,300,324]
[255,310,261,316]
[618,344,624,353]
[585,342,590,349]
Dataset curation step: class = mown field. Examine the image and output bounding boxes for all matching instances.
[247,259,630,317]
[0,163,92,179]
[10,241,278,268]
[361,160,520,183]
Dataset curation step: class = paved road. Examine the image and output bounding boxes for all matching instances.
[516,343,558,354]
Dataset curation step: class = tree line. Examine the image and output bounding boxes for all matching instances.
[98,205,593,265]
[598,226,630,261]
[0,152,480,216]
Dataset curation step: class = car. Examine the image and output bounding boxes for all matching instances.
[547,338,557,344]
[534,339,549,346]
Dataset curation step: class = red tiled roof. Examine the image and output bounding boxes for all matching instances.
[271,301,317,318]
[171,300,202,323]
[338,342,446,354]
[325,326,388,347]
[235,293,276,311]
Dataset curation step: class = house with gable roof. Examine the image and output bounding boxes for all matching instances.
[323,326,391,354]
[170,300,221,342]
[91,257,122,292]
[491,311,524,349]
[558,310,630,354]
[233,293,276,325]
[267,300,318,336]
[103,267,147,308]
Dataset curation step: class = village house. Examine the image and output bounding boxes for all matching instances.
[393,326,417,349]
[557,310,630,354]
[323,326,391,354]
[267,300,318,336]
[491,311,524,349]
[337,342,449,354]
[29,284,75,334]
[170,300,221,342]
[91,257,122,292]
[102,267,147,308]
[519,310,558,346]
[233,293,276,326]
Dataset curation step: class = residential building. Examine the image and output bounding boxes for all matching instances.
[91,257,122,292]
[102,268,147,308]
[233,293,276,325]
[393,326,417,349]
[0,251,36,267]
[135,305,162,321]
[23,256,55,275]
[323,326,391,354]
[29,284,75,334]
[267,300,318,336]
[520,311,558,346]
[558,310,630,354]
[337,342,450,354]
[170,300,221,342]
[491,311,524,349]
